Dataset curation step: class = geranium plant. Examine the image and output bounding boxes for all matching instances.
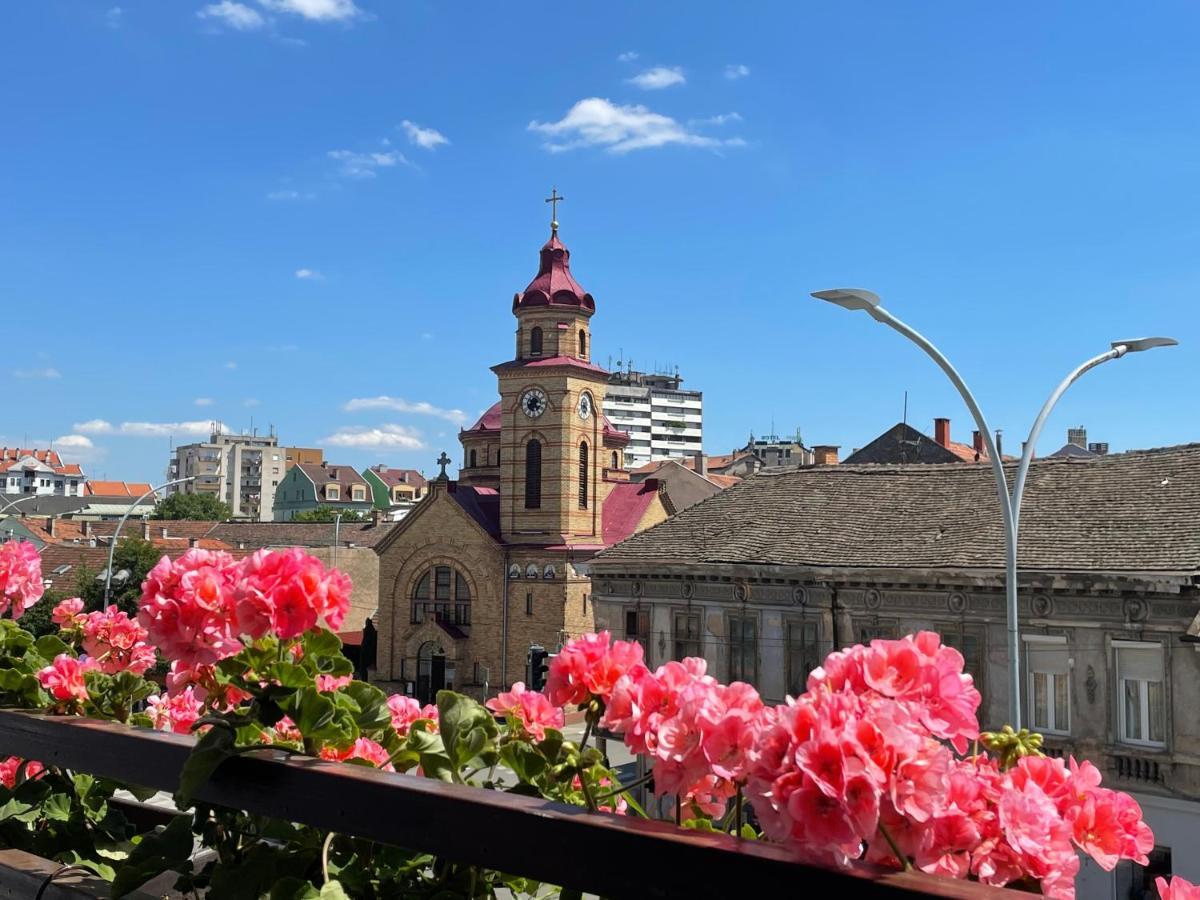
[0,540,1169,899]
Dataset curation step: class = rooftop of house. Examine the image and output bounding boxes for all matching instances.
[297,463,371,491]
[595,443,1200,576]
[0,448,82,477]
[367,466,428,489]
[206,520,396,550]
[85,481,154,497]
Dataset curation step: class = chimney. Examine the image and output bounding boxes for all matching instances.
[995,430,1004,458]
[188,537,199,549]
[972,430,984,456]
[934,418,951,448]
[47,515,56,538]
[694,451,707,477]
[371,507,385,526]
[1067,426,1087,449]
[81,520,91,538]
[813,445,840,465]
[160,526,169,539]
[141,521,150,540]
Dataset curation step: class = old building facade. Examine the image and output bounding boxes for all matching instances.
[372,219,670,703]
[589,446,1200,895]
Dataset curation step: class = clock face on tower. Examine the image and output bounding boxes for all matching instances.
[577,392,593,420]
[520,388,548,419]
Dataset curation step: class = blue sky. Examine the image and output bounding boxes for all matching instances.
[2,1,1197,482]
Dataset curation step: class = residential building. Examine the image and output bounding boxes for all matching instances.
[166,430,286,521]
[734,431,815,468]
[589,444,1200,894]
[372,220,671,704]
[284,447,324,470]
[628,455,738,512]
[362,465,427,519]
[603,367,702,470]
[0,448,85,498]
[843,417,1009,465]
[1049,426,1110,460]
[273,462,375,521]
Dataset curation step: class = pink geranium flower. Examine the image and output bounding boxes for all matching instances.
[387,694,438,737]
[1157,876,1200,900]
[51,597,85,628]
[0,757,44,790]
[147,687,204,735]
[0,541,43,619]
[320,737,394,771]
[81,605,156,675]
[486,682,564,741]
[37,653,96,704]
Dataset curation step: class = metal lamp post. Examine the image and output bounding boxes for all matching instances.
[0,495,40,517]
[811,288,1177,729]
[103,477,195,605]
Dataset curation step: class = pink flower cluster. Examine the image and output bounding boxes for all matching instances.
[147,687,205,735]
[320,737,394,771]
[80,605,156,675]
[549,630,1155,899]
[37,653,98,704]
[0,756,44,790]
[138,548,352,669]
[0,541,43,619]
[51,597,85,628]
[386,694,438,737]
[1158,876,1200,900]
[486,682,564,741]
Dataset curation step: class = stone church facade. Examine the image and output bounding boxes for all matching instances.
[372,219,670,702]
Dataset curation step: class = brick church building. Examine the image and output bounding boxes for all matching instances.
[373,214,670,702]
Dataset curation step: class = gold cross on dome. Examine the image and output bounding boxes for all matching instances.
[545,187,564,231]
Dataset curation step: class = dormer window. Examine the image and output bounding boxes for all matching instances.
[325,485,340,501]
[351,486,365,501]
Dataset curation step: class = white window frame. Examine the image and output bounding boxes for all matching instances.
[1113,640,1167,749]
[325,485,340,501]
[1024,635,1070,735]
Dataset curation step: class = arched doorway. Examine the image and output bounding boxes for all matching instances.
[417,640,447,705]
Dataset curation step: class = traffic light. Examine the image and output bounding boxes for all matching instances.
[528,645,550,691]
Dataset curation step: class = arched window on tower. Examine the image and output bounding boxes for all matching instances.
[579,441,589,509]
[579,329,588,359]
[525,439,542,509]
[410,565,472,626]
[468,448,477,468]
[611,451,619,470]
[530,326,543,356]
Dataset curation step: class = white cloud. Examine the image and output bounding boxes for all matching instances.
[692,112,743,127]
[12,367,61,379]
[322,424,425,450]
[258,0,361,21]
[73,420,223,438]
[106,7,123,28]
[724,63,750,80]
[53,434,104,464]
[295,268,323,279]
[343,396,467,425]
[400,120,449,151]
[224,361,238,370]
[627,66,686,90]
[327,149,406,178]
[617,50,638,62]
[267,189,315,200]
[198,1,266,30]
[194,397,215,407]
[530,98,745,154]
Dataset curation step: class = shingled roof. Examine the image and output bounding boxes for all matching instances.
[595,444,1200,575]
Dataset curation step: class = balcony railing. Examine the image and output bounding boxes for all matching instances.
[0,709,1018,899]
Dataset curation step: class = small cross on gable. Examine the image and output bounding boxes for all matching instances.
[435,451,451,481]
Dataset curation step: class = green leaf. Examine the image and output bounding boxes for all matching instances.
[269,877,322,900]
[343,681,391,733]
[281,687,336,739]
[303,629,343,660]
[739,822,759,840]
[175,725,236,806]
[269,661,314,689]
[110,814,194,899]
[436,690,499,779]
[33,634,70,660]
[40,792,72,822]
[320,883,350,900]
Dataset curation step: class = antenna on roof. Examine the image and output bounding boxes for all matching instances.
[903,390,908,429]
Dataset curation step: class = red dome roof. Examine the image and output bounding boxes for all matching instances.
[513,231,595,313]
[463,401,502,434]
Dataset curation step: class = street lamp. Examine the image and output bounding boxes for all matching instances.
[811,288,1177,729]
[103,477,195,605]
[0,495,39,517]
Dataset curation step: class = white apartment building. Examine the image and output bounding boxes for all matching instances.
[603,369,702,470]
[0,449,85,499]
[166,430,285,522]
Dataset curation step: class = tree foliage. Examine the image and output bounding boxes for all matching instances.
[290,507,367,524]
[152,493,232,521]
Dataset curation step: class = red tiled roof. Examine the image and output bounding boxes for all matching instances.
[602,481,661,546]
[86,480,152,497]
[367,466,427,489]
[1,448,64,468]
[512,231,595,313]
[603,416,630,445]
[492,355,609,375]
[463,402,502,434]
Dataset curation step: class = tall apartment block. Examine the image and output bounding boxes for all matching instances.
[166,430,289,522]
[602,368,702,470]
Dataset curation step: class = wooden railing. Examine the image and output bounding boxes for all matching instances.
[0,710,1020,900]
